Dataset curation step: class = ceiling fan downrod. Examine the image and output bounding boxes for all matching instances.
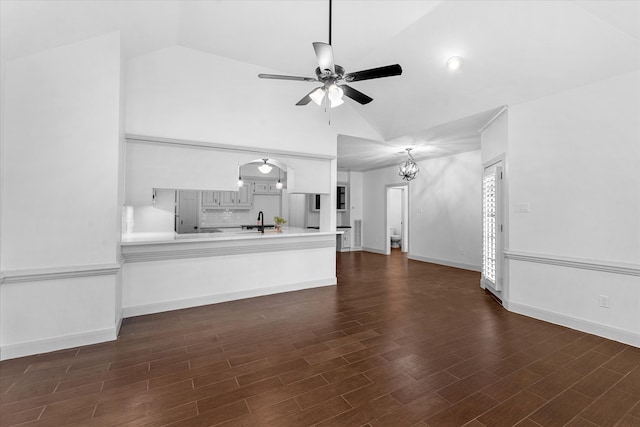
[328,0,332,45]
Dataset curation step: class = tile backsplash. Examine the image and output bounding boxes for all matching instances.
[200,210,255,227]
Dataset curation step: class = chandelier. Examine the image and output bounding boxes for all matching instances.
[398,148,419,181]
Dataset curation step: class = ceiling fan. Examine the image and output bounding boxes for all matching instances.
[258,0,402,108]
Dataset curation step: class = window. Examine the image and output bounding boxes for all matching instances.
[482,166,502,290]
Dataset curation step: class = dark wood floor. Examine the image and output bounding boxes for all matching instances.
[1,251,639,426]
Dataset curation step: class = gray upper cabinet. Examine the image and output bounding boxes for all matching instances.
[201,189,253,210]
[253,181,281,194]
[236,185,253,208]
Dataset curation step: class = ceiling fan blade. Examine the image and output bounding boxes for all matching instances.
[313,42,335,74]
[344,64,403,82]
[296,94,313,106]
[258,73,317,82]
[341,85,373,105]
[296,86,324,106]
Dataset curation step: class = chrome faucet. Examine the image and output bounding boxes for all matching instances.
[257,211,264,233]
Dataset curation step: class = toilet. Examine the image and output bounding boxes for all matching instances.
[389,228,401,248]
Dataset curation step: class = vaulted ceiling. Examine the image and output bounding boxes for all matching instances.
[2,0,638,171]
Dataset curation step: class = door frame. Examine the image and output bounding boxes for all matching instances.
[481,154,507,302]
[385,183,410,255]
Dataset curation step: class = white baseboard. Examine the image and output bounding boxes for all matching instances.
[408,254,482,272]
[362,247,387,255]
[122,278,337,318]
[507,300,640,348]
[1,327,118,361]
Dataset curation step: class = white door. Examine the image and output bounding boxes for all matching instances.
[177,190,199,234]
[482,166,502,290]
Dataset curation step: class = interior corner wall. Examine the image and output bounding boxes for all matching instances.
[507,70,640,346]
[363,150,482,270]
[0,33,123,359]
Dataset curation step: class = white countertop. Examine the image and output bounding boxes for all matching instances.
[121,227,342,246]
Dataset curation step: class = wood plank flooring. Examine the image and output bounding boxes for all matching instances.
[2,250,639,426]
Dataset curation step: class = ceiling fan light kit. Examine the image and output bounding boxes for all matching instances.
[309,88,326,106]
[258,0,402,108]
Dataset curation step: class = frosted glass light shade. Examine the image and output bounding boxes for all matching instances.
[310,88,325,106]
[328,84,344,108]
[276,180,283,190]
[258,161,272,174]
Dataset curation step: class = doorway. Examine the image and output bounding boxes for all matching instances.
[386,184,409,255]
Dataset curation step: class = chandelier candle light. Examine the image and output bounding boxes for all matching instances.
[398,148,419,181]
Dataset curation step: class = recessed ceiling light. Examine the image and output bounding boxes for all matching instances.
[446,56,463,71]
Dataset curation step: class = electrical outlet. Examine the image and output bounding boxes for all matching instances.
[598,295,609,308]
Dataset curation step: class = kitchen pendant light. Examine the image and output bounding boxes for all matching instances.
[276,169,283,190]
[398,148,419,181]
[258,159,272,174]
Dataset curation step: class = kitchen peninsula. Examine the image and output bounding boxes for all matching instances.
[120,227,339,318]
[117,134,341,330]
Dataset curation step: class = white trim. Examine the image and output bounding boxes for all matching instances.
[478,105,509,134]
[483,153,506,171]
[507,300,640,348]
[363,247,387,255]
[122,278,337,318]
[504,250,640,276]
[0,327,118,361]
[1,263,122,284]
[123,240,335,263]
[126,134,336,161]
[408,254,482,272]
[115,313,123,336]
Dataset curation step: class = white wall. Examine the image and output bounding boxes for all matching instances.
[0,33,123,359]
[409,151,482,270]
[2,33,122,269]
[126,46,383,158]
[506,70,640,346]
[363,150,482,270]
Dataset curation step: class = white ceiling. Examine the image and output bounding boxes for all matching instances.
[2,0,638,171]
